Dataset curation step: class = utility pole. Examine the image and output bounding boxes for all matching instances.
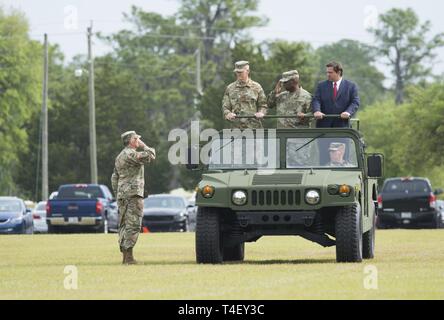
[87,21,98,184]
[193,46,203,121]
[196,46,203,96]
[41,34,49,201]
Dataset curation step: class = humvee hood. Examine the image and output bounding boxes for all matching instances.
[201,170,361,188]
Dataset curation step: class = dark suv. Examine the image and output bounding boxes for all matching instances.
[377,177,443,229]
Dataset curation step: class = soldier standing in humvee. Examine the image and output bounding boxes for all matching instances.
[222,61,268,129]
[268,70,314,166]
[267,70,312,128]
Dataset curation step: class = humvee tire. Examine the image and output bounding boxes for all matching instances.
[335,203,363,263]
[196,207,223,264]
[223,242,245,262]
[362,205,376,259]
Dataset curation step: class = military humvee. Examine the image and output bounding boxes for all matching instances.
[187,115,383,263]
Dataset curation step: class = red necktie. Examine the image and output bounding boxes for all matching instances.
[333,82,338,100]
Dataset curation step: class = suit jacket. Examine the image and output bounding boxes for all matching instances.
[312,79,360,127]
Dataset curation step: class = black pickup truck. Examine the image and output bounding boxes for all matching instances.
[377,177,443,228]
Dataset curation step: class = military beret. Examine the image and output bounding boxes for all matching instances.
[233,60,250,72]
[329,142,346,151]
[280,70,299,83]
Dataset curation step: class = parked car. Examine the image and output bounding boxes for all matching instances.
[187,193,198,232]
[106,201,119,233]
[49,191,58,200]
[24,200,36,210]
[32,201,48,233]
[143,194,193,232]
[0,197,34,234]
[46,184,114,233]
[436,200,444,228]
[377,177,443,229]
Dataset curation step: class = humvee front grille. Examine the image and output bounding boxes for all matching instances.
[251,190,301,207]
[252,174,303,185]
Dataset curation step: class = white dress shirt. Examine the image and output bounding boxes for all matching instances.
[333,78,343,91]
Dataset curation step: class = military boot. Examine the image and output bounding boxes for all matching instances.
[125,248,137,265]
[122,250,127,264]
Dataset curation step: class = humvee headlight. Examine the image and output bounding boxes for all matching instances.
[339,185,351,197]
[201,185,215,198]
[305,190,320,205]
[232,191,247,206]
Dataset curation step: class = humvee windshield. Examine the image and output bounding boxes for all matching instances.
[208,136,358,170]
[208,138,280,170]
[286,137,358,168]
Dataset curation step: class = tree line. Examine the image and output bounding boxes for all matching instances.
[0,2,443,200]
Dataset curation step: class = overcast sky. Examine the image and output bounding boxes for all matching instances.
[2,0,444,76]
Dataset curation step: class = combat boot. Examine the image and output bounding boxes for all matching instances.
[122,250,127,264]
[125,248,137,265]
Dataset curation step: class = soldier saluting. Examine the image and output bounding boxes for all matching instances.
[111,131,156,265]
[267,70,312,128]
[222,61,268,129]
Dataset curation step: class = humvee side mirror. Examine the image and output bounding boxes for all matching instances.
[367,154,383,178]
[186,146,200,170]
[434,189,443,196]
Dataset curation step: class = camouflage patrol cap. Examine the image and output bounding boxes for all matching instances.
[280,70,299,82]
[329,142,346,151]
[233,61,249,72]
[121,130,141,142]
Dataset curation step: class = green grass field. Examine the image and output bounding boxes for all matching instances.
[0,230,443,300]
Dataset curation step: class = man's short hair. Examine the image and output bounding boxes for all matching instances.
[326,61,343,76]
[122,135,132,147]
[121,130,141,146]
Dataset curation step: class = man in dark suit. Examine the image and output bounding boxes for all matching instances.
[312,61,360,128]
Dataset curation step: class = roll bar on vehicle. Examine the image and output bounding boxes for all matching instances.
[233,114,360,130]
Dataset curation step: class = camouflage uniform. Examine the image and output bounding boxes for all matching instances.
[286,138,319,168]
[267,70,312,128]
[268,88,312,128]
[222,61,268,129]
[326,142,353,167]
[327,160,353,167]
[111,132,156,253]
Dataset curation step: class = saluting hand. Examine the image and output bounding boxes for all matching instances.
[138,139,146,149]
[274,81,282,95]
